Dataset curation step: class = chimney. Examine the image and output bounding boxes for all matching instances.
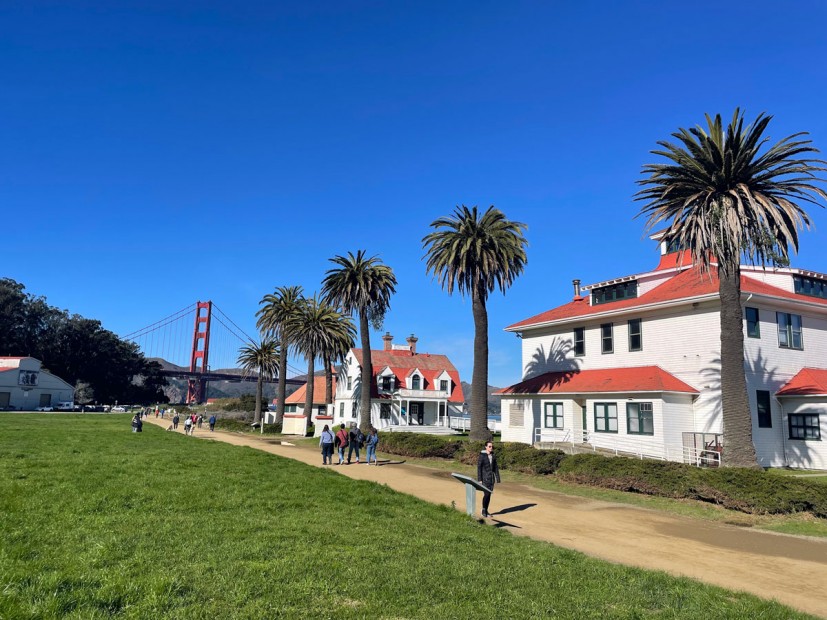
[572,279,581,299]
[406,333,418,355]
[382,332,393,351]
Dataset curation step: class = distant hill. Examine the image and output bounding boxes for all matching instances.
[461,381,501,415]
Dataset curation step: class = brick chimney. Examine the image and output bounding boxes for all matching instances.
[406,333,418,355]
[382,332,393,351]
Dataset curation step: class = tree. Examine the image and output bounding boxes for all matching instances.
[322,251,397,432]
[636,109,827,467]
[423,206,528,441]
[237,337,281,425]
[287,295,355,424]
[256,286,304,425]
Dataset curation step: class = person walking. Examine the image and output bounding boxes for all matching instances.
[477,440,501,518]
[209,414,216,432]
[131,414,140,433]
[197,413,204,429]
[172,412,179,429]
[184,416,193,436]
[335,423,349,465]
[319,424,335,465]
[365,427,379,465]
[347,423,363,464]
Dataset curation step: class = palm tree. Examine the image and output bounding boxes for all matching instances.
[322,322,354,407]
[423,205,528,441]
[322,251,397,432]
[636,109,826,467]
[256,286,304,425]
[288,295,356,424]
[237,337,280,426]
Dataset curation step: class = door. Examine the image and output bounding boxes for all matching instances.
[39,393,51,407]
[410,402,423,425]
[0,392,9,409]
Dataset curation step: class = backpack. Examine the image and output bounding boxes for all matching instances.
[355,429,365,445]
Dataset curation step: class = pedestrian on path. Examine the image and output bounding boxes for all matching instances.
[347,423,363,464]
[197,413,203,429]
[365,427,379,465]
[209,414,216,432]
[335,424,349,464]
[477,440,500,518]
[319,424,335,464]
[184,416,193,436]
[172,412,179,429]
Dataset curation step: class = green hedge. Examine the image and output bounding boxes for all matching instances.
[214,418,283,434]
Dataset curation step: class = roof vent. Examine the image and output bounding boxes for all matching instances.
[572,279,581,299]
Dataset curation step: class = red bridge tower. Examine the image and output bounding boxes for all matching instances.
[186,301,212,404]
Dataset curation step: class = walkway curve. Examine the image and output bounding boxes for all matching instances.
[147,417,827,618]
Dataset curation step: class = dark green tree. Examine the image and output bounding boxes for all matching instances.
[237,337,281,425]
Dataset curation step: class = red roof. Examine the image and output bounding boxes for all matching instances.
[286,375,334,405]
[351,348,464,403]
[654,250,693,271]
[495,366,698,395]
[508,266,827,330]
[776,368,827,396]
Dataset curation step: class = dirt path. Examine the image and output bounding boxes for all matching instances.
[147,418,827,617]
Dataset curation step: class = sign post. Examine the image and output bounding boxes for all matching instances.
[451,473,492,517]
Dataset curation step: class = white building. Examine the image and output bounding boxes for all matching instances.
[0,357,74,411]
[497,233,827,469]
[282,333,465,436]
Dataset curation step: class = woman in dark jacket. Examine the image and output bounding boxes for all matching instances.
[477,441,500,518]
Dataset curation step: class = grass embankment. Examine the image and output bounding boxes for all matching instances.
[0,415,810,619]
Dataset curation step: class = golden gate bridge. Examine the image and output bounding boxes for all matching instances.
[123,301,304,404]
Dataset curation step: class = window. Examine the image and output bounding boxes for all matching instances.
[509,403,524,427]
[594,403,618,433]
[756,390,772,428]
[339,403,345,419]
[777,312,803,349]
[411,375,421,390]
[380,403,391,419]
[626,402,653,435]
[285,404,297,413]
[665,237,683,254]
[544,402,563,429]
[746,307,760,338]
[592,280,638,305]
[440,379,449,392]
[574,327,585,356]
[628,319,642,351]
[317,405,326,416]
[347,377,352,390]
[793,274,827,299]
[382,376,392,391]
[601,323,613,354]
[789,413,820,440]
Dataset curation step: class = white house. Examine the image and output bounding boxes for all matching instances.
[283,333,465,436]
[0,357,75,410]
[497,232,827,469]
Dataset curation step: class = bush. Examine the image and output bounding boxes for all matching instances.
[458,441,566,475]
[378,432,464,459]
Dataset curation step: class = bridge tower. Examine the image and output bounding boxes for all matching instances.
[186,301,212,404]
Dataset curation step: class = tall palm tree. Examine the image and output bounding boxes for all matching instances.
[636,109,826,467]
[256,285,304,425]
[322,251,397,432]
[423,205,528,441]
[322,322,354,407]
[287,295,356,424]
[237,337,280,426]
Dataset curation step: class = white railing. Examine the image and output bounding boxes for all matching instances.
[448,417,502,433]
[534,428,720,467]
[395,388,449,399]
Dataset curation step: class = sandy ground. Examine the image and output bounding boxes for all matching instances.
[147,417,827,617]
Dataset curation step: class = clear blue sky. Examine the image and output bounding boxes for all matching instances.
[4,1,827,386]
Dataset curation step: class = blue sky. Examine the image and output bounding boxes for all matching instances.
[4,1,827,386]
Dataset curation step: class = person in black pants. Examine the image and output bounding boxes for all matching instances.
[477,440,500,518]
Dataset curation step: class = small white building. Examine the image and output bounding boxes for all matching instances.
[497,233,827,469]
[0,357,74,411]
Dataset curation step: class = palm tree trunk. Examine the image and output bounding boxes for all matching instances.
[359,311,372,433]
[254,374,263,425]
[719,263,759,467]
[324,352,333,405]
[470,288,490,442]
[305,355,314,426]
[276,334,288,425]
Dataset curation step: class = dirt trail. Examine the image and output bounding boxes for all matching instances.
[147,417,827,617]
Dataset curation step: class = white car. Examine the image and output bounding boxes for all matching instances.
[112,406,127,412]
[35,406,54,412]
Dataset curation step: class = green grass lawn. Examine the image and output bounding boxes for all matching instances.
[0,414,812,619]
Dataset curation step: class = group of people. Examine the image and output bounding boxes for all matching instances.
[319,423,379,465]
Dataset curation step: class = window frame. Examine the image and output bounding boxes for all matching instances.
[440,379,449,392]
[756,390,772,428]
[745,307,760,339]
[789,413,820,440]
[574,327,585,356]
[339,402,345,419]
[626,402,654,435]
[347,377,352,390]
[628,318,642,352]
[543,402,564,429]
[411,374,421,390]
[594,402,618,433]
[601,323,614,354]
[382,376,392,391]
[777,312,803,350]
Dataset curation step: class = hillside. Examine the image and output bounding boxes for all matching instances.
[460,381,501,416]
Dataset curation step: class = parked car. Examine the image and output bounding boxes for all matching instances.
[56,401,75,411]
[112,405,127,412]
[35,406,54,412]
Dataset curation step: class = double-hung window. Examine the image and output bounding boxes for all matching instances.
[594,402,618,433]
[411,375,421,390]
[574,327,585,356]
[626,402,653,435]
[347,377,353,390]
[745,307,760,338]
[339,403,345,418]
[777,312,803,349]
[628,318,642,351]
[544,402,564,429]
[382,376,392,391]
[601,323,613,354]
[440,379,449,392]
[789,413,820,440]
[756,390,772,428]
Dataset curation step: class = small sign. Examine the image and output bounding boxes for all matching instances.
[451,473,492,494]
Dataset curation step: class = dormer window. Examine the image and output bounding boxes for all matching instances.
[440,379,449,392]
[382,376,394,391]
[412,375,421,390]
[794,274,827,299]
[665,237,683,254]
[592,280,637,305]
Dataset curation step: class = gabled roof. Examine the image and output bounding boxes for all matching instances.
[495,366,699,395]
[350,348,464,403]
[286,375,333,405]
[777,368,827,396]
[507,266,827,331]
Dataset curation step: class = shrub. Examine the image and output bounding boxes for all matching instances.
[378,432,464,459]
[458,441,565,475]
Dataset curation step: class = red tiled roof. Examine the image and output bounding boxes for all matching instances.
[654,250,693,271]
[776,368,827,396]
[495,366,698,395]
[507,266,827,330]
[352,349,464,403]
[286,375,334,405]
